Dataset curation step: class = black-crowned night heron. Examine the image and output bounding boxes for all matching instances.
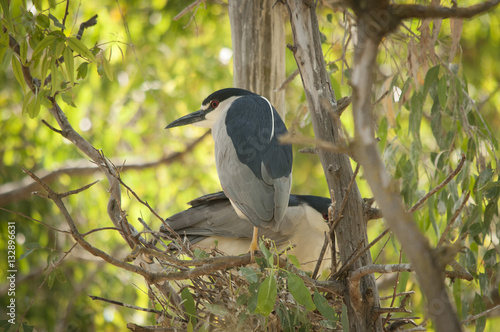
[161,191,331,271]
[166,88,293,256]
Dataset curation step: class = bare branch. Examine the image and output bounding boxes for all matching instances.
[408,153,466,213]
[389,0,500,20]
[89,295,162,314]
[437,191,470,247]
[0,132,209,206]
[173,0,206,21]
[462,304,500,325]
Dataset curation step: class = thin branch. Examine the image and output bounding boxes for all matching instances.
[312,232,330,279]
[275,68,299,92]
[462,304,500,325]
[0,132,209,206]
[389,0,500,20]
[330,163,360,233]
[437,191,470,247]
[408,153,466,213]
[173,0,205,21]
[279,133,353,157]
[380,291,415,301]
[0,207,71,234]
[89,295,162,314]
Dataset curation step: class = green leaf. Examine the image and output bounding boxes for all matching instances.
[255,274,277,316]
[36,14,50,28]
[287,254,300,268]
[204,303,228,317]
[50,59,58,96]
[49,13,65,29]
[483,202,497,230]
[409,92,423,138]
[67,37,97,63]
[477,168,493,189]
[181,288,197,326]
[438,76,448,109]
[77,62,88,80]
[11,56,27,94]
[20,38,28,64]
[29,91,43,118]
[64,45,74,86]
[102,54,113,81]
[313,290,336,321]
[423,65,440,98]
[240,267,258,283]
[473,293,486,332]
[32,34,56,59]
[19,248,36,260]
[61,92,76,108]
[287,272,315,311]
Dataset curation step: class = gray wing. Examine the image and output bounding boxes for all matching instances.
[161,195,289,244]
[212,96,292,230]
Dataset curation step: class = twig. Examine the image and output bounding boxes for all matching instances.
[0,132,209,206]
[279,133,353,156]
[62,0,71,31]
[384,250,403,325]
[374,293,412,314]
[76,15,98,40]
[380,291,415,301]
[334,227,390,279]
[275,68,299,92]
[408,153,466,213]
[312,232,329,279]
[437,191,470,247]
[330,163,360,233]
[336,96,352,116]
[462,304,500,325]
[59,180,100,198]
[89,295,162,314]
[0,207,71,234]
[173,0,206,21]
[389,0,500,20]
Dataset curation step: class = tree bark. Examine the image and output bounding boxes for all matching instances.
[349,7,463,332]
[228,0,286,117]
[286,1,383,331]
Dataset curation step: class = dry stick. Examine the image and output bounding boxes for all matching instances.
[409,153,466,213]
[390,0,500,20]
[0,131,209,206]
[437,191,470,247]
[330,163,361,234]
[334,225,391,279]
[462,304,500,325]
[380,291,415,301]
[89,295,162,314]
[383,250,404,325]
[371,153,467,256]
[173,0,206,21]
[374,293,412,314]
[111,167,192,256]
[0,207,71,234]
[312,232,330,280]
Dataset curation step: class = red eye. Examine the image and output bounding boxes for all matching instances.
[322,213,329,220]
[210,100,219,108]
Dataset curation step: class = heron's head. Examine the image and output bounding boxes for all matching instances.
[166,88,256,129]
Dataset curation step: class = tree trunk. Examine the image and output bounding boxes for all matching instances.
[286,1,383,331]
[228,0,286,117]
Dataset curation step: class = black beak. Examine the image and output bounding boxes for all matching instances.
[165,109,207,129]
